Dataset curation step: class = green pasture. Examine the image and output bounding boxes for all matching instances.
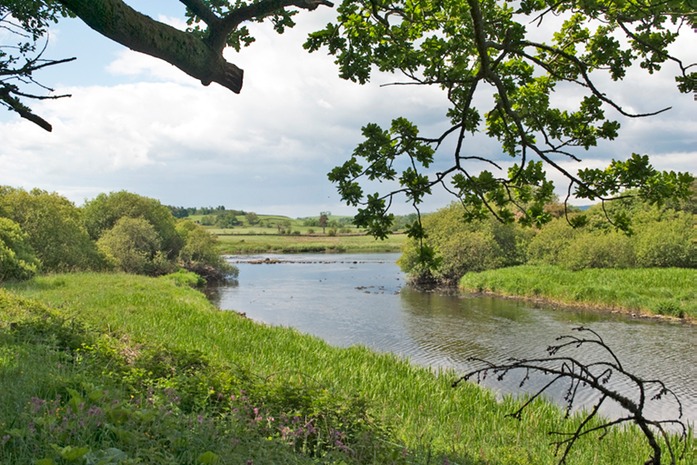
[215,233,406,254]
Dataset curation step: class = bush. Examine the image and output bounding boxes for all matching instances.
[399,203,529,283]
[97,217,175,275]
[0,217,40,282]
[527,218,579,265]
[562,231,635,270]
[83,191,183,258]
[634,212,696,268]
[176,220,238,282]
[0,187,103,272]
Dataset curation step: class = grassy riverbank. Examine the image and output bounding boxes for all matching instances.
[216,233,406,254]
[459,265,697,320]
[2,273,692,464]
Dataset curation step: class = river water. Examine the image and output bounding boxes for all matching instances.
[210,253,696,428]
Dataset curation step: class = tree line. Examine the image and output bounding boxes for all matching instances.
[0,188,236,283]
[399,185,697,285]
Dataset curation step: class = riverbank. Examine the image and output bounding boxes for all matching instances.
[459,265,696,322]
[3,272,691,464]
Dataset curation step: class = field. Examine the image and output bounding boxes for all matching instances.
[215,232,406,254]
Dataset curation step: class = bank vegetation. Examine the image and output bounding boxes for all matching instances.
[399,190,696,319]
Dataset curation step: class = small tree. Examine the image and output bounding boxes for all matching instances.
[97,217,173,276]
[83,191,183,258]
[245,212,260,226]
[176,220,238,282]
[319,211,330,234]
[0,187,103,272]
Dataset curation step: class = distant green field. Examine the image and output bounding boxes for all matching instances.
[216,233,406,254]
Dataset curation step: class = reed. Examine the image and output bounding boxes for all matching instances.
[3,273,693,464]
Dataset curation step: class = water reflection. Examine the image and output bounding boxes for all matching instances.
[214,253,695,427]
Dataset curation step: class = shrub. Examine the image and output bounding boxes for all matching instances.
[399,203,529,283]
[0,217,40,282]
[83,191,183,258]
[562,231,635,270]
[0,187,103,272]
[97,217,175,275]
[527,218,579,265]
[176,220,238,282]
[634,212,696,268]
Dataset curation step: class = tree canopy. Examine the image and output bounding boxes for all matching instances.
[1,0,694,233]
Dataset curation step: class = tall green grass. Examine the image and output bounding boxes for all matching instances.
[3,273,693,464]
[459,265,697,319]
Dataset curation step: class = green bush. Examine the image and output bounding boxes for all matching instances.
[562,230,635,270]
[176,220,238,282]
[83,191,183,258]
[399,203,529,283]
[0,218,39,282]
[0,187,103,272]
[634,211,696,268]
[527,218,579,265]
[97,217,175,275]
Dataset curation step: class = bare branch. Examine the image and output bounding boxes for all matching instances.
[454,327,688,465]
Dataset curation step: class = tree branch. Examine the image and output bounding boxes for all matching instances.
[453,327,689,465]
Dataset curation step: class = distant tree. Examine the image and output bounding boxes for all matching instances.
[245,212,260,225]
[319,211,330,234]
[0,217,40,282]
[277,219,292,234]
[97,216,173,275]
[0,187,103,272]
[82,191,183,258]
[215,211,240,228]
[167,205,191,218]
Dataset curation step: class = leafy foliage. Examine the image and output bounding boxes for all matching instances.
[177,220,239,282]
[97,216,174,276]
[83,191,183,258]
[0,1,74,130]
[399,202,530,283]
[0,217,39,282]
[0,187,103,272]
[307,0,695,240]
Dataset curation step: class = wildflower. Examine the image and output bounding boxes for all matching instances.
[30,397,46,414]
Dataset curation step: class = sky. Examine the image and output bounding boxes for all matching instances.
[0,1,695,218]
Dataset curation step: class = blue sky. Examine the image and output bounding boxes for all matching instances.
[0,1,694,218]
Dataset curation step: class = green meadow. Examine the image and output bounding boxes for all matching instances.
[215,233,406,254]
[1,273,692,464]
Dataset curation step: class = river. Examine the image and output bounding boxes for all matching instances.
[209,253,696,428]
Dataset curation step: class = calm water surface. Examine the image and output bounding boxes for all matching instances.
[211,253,696,427]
